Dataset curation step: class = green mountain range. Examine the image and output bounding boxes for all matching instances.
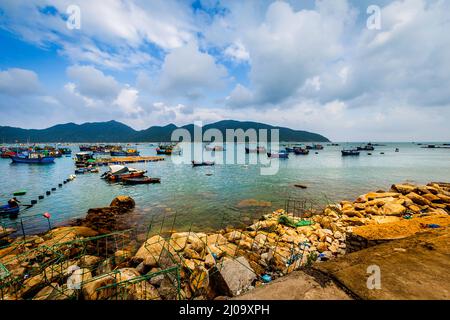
[0,120,329,143]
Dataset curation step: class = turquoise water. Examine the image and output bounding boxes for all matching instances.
[1,142,449,235]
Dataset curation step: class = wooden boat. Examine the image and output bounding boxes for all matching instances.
[245,146,266,154]
[357,143,374,151]
[0,205,19,215]
[110,149,140,156]
[341,149,360,156]
[122,177,161,185]
[1,151,17,158]
[101,165,146,181]
[285,147,295,153]
[293,147,309,155]
[10,153,54,164]
[205,145,224,151]
[267,151,289,159]
[192,161,215,167]
[306,144,324,150]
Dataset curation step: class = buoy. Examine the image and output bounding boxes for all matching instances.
[51,187,56,191]
[13,190,27,196]
[63,181,67,184]
[58,184,62,187]
[38,195,44,200]
[46,191,51,196]
[31,200,37,204]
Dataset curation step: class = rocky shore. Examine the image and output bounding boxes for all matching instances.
[1,182,449,300]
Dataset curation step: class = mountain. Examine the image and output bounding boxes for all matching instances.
[0,120,329,143]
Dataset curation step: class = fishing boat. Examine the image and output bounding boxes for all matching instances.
[10,153,55,164]
[205,144,224,151]
[58,147,72,155]
[341,149,360,156]
[285,147,295,153]
[293,147,309,155]
[245,146,266,154]
[306,144,324,150]
[0,205,20,215]
[110,148,140,156]
[356,143,375,151]
[267,151,289,159]
[75,152,96,168]
[1,151,17,159]
[101,165,146,181]
[122,177,161,185]
[192,161,215,167]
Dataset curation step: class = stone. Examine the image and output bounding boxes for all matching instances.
[82,274,116,300]
[158,277,178,300]
[422,193,441,202]
[408,204,421,213]
[391,184,417,195]
[114,250,131,262]
[110,195,135,210]
[190,266,209,293]
[206,233,228,246]
[380,203,407,216]
[406,192,432,206]
[317,242,328,252]
[209,256,256,297]
[96,258,114,275]
[134,235,167,263]
[79,255,102,268]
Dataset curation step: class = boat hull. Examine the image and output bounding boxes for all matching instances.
[122,177,161,184]
[10,156,55,164]
[0,205,19,215]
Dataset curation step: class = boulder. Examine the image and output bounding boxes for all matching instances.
[391,184,417,195]
[209,257,256,296]
[79,255,102,268]
[190,266,209,293]
[110,195,135,210]
[406,192,432,206]
[380,203,407,216]
[82,274,116,300]
[134,235,167,263]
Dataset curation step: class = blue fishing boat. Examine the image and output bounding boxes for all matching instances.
[0,205,20,215]
[267,151,289,159]
[10,153,55,164]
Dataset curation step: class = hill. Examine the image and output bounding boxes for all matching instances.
[0,120,329,143]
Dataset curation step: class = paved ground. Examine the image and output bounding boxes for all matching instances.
[235,270,351,300]
[237,227,450,300]
[315,226,450,300]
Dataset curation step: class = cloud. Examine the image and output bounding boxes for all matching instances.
[225,0,356,107]
[0,68,41,95]
[66,65,120,99]
[157,42,228,99]
[0,0,196,69]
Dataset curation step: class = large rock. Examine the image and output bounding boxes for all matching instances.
[380,203,407,216]
[209,256,256,297]
[391,184,417,195]
[110,195,135,210]
[406,192,432,206]
[82,274,116,300]
[134,235,167,263]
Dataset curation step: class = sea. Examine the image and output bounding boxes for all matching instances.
[1,142,449,236]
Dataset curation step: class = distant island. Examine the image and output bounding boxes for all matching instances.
[0,120,330,143]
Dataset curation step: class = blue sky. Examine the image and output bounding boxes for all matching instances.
[0,0,449,141]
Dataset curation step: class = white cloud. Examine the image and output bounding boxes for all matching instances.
[113,87,143,115]
[0,68,41,95]
[66,65,120,99]
[157,42,228,99]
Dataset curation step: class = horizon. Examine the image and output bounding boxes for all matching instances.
[1,1,450,141]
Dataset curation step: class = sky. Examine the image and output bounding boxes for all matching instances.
[0,0,449,141]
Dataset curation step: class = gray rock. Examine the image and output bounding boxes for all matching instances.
[209,256,256,297]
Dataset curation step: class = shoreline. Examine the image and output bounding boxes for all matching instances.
[1,181,449,300]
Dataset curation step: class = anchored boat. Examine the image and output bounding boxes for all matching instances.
[0,205,19,216]
[10,153,54,164]
[192,161,215,167]
[101,165,146,181]
[341,149,360,156]
[122,177,161,185]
